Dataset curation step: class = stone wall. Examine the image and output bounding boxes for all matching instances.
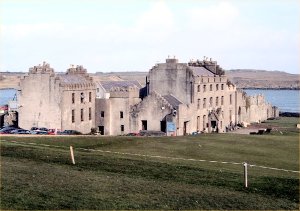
[19,71,62,130]
[129,92,174,133]
[148,59,194,105]
[95,89,141,135]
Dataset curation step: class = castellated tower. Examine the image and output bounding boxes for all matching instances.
[18,62,95,134]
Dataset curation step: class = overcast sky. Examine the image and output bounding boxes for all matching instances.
[0,0,299,73]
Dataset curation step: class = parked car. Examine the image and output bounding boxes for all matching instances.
[30,127,39,131]
[0,127,18,134]
[10,129,31,134]
[39,127,49,132]
[31,130,48,135]
[47,129,61,135]
[58,130,82,135]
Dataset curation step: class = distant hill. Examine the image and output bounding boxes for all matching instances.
[1,69,299,89]
[226,69,300,89]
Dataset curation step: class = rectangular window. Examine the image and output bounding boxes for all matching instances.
[216,97,219,106]
[81,109,84,121]
[230,94,232,105]
[221,84,224,90]
[89,107,91,120]
[121,125,124,132]
[221,96,224,105]
[197,85,200,92]
[80,92,84,103]
[203,98,206,108]
[89,92,92,102]
[210,84,212,91]
[203,85,206,92]
[197,99,200,109]
[120,111,123,118]
[197,116,200,131]
[72,109,75,123]
[101,111,104,117]
[72,93,75,104]
[216,84,219,91]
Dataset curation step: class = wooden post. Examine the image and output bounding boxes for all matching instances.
[70,146,75,165]
[243,162,248,188]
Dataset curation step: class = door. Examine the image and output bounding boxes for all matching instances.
[98,126,104,135]
[142,120,147,130]
[160,121,166,132]
[183,121,188,135]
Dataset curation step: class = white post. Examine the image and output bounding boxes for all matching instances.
[243,162,248,188]
[70,146,75,165]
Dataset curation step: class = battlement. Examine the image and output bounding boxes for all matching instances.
[29,61,54,75]
[188,57,225,75]
[66,65,87,75]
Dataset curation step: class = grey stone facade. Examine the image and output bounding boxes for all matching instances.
[18,62,95,134]
[18,58,278,136]
[127,58,278,135]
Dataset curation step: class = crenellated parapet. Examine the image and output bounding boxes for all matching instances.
[29,61,55,76]
[188,57,225,75]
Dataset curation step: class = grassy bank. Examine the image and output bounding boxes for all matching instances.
[0,117,299,209]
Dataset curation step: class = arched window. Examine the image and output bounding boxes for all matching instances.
[197,85,201,92]
[197,99,201,109]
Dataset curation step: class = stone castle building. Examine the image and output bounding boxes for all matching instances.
[18,62,95,134]
[95,57,278,136]
[18,58,278,135]
[95,81,142,135]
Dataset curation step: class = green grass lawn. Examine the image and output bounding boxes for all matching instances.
[0,117,299,210]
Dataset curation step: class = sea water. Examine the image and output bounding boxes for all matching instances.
[0,88,299,113]
[243,89,300,113]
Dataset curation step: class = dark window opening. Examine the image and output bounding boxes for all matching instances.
[72,93,75,104]
[80,92,84,103]
[101,111,104,117]
[210,84,212,91]
[81,109,84,121]
[72,109,75,123]
[120,111,123,118]
[160,121,166,132]
[121,125,124,132]
[89,107,92,120]
[142,120,147,130]
[89,92,92,102]
[98,126,104,135]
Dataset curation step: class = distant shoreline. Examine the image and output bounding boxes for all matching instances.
[279,112,300,117]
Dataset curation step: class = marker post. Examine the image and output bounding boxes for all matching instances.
[243,162,248,188]
[70,146,75,165]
